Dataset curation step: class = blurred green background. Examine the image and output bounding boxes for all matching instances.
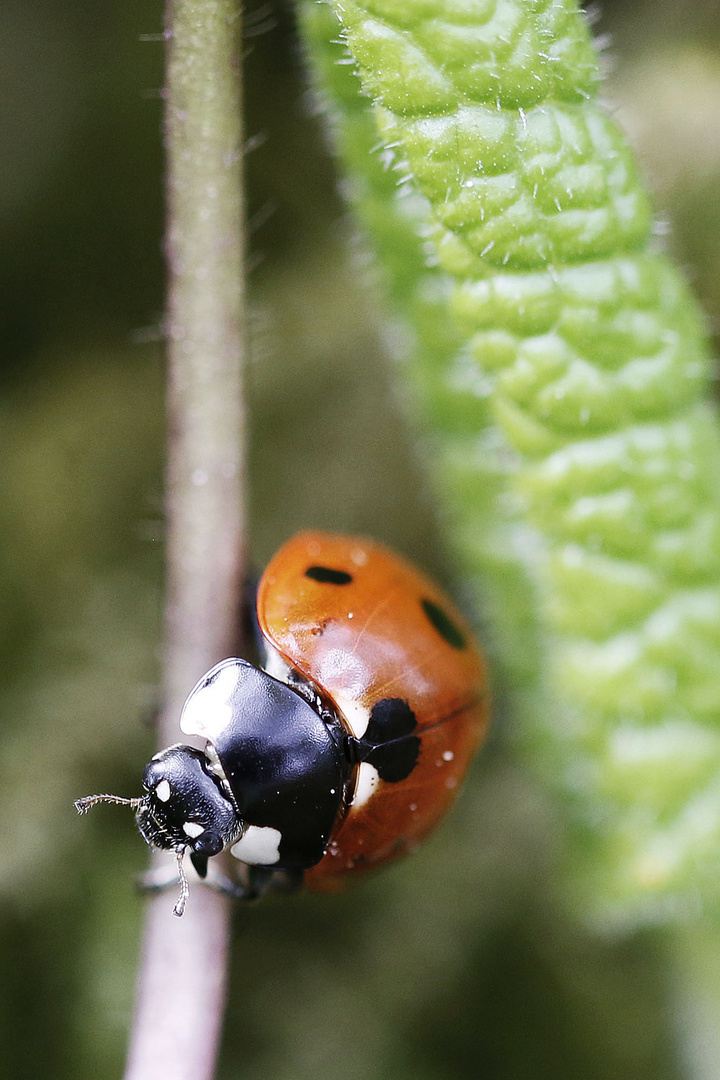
[2,1,720,1076]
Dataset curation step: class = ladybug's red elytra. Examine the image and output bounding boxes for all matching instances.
[76,532,490,913]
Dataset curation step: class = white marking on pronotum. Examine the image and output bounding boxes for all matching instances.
[352,762,380,808]
[230,825,282,866]
[316,650,374,737]
[261,643,295,684]
[183,821,204,839]
[156,779,171,803]
[180,658,242,741]
[332,692,371,739]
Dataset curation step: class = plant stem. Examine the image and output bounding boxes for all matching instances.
[124,1,245,1077]
[670,925,720,1080]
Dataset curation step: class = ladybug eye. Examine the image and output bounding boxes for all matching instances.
[304,565,353,585]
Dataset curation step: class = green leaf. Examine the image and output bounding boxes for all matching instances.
[299,0,720,929]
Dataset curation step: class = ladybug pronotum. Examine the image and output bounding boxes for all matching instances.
[76,532,490,913]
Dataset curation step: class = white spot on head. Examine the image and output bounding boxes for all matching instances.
[180,659,243,741]
[183,821,204,838]
[352,762,380,808]
[230,825,282,865]
[156,779,171,803]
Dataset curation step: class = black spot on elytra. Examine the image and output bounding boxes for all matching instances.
[365,698,417,742]
[421,597,467,650]
[305,565,353,585]
[351,698,420,783]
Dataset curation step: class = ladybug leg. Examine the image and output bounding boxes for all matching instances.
[136,858,292,904]
[136,857,240,900]
[136,861,189,896]
[138,858,250,902]
[237,865,303,900]
[139,857,270,902]
[200,863,256,901]
[241,865,276,900]
[203,864,303,902]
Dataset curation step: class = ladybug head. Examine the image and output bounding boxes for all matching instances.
[75,744,241,916]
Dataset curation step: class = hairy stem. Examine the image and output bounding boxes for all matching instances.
[124,1,245,1077]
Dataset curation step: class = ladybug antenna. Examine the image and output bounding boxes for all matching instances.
[173,849,190,917]
[74,793,144,814]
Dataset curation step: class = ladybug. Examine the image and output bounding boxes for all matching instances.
[76,532,490,914]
